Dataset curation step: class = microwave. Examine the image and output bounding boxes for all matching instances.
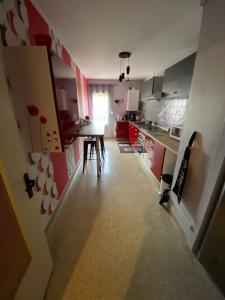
[170,125,182,140]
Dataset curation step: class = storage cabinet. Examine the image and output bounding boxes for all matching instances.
[4,46,79,153]
[144,135,165,181]
[141,77,163,101]
[128,122,166,181]
[127,90,140,111]
[163,53,196,98]
[116,121,129,139]
[128,123,139,146]
[151,141,166,181]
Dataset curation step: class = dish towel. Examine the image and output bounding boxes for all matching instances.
[172,131,197,203]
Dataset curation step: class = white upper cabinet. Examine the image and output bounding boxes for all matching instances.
[127,90,140,111]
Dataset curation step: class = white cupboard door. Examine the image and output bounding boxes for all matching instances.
[0,55,53,300]
[3,47,61,153]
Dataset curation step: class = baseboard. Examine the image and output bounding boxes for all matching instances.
[169,192,195,246]
[45,157,82,233]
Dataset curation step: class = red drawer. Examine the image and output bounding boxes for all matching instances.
[143,136,165,181]
[151,141,165,181]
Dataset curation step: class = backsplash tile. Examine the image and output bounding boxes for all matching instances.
[142,97,187,128]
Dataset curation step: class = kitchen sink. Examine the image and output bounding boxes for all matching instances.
[132,121,166,136]
[141,127,165,136]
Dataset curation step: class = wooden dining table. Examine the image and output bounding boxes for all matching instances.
[66,122,105,177]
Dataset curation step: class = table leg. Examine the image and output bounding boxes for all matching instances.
[96,136,101,177]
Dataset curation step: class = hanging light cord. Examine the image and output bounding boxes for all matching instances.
[120,58,122,75]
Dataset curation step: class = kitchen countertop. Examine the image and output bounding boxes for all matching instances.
[129,121,180,155]
[66,122,105,137]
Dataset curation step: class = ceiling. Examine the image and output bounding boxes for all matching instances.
[34,0,202,80]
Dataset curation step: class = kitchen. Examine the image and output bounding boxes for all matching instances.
[115,53,196,199]
[1,0,225,299]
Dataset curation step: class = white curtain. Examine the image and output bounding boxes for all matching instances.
[88,84,113,137]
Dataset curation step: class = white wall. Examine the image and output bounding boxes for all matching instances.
[112,80,142,116]
[170,0,225,249]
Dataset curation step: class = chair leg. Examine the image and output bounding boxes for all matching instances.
[89,143,92,160]
[100,136,105,159]
[95,139,101,175]
[83,142,88,173]
[90,142,95,159]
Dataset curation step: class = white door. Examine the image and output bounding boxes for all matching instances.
[0,55,53,299]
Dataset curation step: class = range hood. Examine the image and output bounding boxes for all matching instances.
[141,76,163,101]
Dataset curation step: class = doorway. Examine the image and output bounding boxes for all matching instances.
[92,92,109,128]
[0,53,53,299]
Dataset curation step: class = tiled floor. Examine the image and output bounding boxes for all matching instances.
[45,139,223,300]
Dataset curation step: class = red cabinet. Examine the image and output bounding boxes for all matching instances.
[151,141,165,181]
[144,135,165,181]
[125,122,166,182]
[116,121,129,139]
[128,123,139,145]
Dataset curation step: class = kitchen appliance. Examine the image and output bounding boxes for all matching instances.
[137,132,145,157]
[135,115,142,121]
[126,112,137,121]
[141,76,163,101]
[132,113,136,121]
[122,114,129,121]
[170,125,182,140]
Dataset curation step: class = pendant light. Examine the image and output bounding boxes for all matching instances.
[118,52,131,82]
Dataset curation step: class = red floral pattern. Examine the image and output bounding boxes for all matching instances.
[48,204,53,215]
[27,105,39,116]
[40,115,47,124]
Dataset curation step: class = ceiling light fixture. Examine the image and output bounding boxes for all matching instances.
[118,52,131,82]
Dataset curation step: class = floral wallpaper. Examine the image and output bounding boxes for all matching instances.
[0,0,29,46]
[0,0,86,226]
[65,145,76,178]
[27,152,58,226]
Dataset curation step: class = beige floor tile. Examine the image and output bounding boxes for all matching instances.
[45,139,223,300]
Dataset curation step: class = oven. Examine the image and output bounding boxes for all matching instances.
[136,132,145,157]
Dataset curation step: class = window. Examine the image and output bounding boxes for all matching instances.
[92,92,109,126]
